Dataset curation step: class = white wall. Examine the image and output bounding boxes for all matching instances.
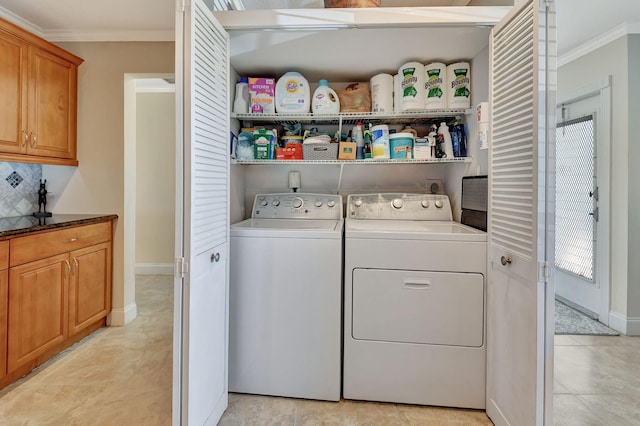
[627,34,640,321]
[43,42,174,326]
[135,91,176,271]
[558,35,634,328]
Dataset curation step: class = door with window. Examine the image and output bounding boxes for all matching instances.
[555,83,610,322]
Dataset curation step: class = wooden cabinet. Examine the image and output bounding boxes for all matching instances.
[0,17,82,166]
[3,220,113,380]
[0,241,8,380]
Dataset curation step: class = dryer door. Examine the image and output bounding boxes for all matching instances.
[352,269,484,347]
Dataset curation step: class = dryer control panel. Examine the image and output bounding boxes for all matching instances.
[347,193,453,221]
[252,193,342,219]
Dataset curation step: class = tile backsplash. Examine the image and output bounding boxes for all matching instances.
[0,162,42,218]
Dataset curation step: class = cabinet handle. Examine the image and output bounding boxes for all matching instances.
[73,258,79,274]
[211,252,220,263]
[22,129,29,147]
[66,237,79,243]
[65,259,71,277]
[30,131,37,148]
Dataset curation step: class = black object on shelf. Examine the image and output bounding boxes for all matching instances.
[33,179,52,218]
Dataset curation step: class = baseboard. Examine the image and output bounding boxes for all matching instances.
[136,263,173,275]
[608,311,640,336]
[107,302,138,326]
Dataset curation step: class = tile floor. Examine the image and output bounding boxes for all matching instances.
[1,275,638,425]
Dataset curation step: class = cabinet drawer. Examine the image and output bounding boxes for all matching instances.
[0,241,8,270]
[10,221,112,267]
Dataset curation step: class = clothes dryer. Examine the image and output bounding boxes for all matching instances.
[343,193,487,408]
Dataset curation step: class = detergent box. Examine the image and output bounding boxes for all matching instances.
[249,78,276,114]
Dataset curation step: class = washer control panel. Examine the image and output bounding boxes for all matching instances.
[347,193,453,221]
[252,193,342,219]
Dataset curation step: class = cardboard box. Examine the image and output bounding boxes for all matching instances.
[276,144,303,160]
[338,142,357,160]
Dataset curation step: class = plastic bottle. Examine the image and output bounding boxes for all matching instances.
[354,122,364,159]
[233,77,250,114]
[275,71,310,113]
[438,122,454,159]
[363,124,373,159]
[451,121,467,157]
[312,79,340,114]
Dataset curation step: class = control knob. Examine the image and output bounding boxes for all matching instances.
[421,200,430,208]
[292,198,303,209]
[354,199,362,207]
[259,199,268,207]
[435,199,444,209]
[315,200,323,207]
[327,200,336,208]
[392,198,403,209]
[272,199,280,206]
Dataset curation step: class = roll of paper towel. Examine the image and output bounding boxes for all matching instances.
[447,62,471,109]
[370,73,394,113]
[424,62,447,110]
[477,101,489,150]
[399,62,425,112]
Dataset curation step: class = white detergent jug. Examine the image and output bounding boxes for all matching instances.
[275,71,310,113]
[311,80,340,114]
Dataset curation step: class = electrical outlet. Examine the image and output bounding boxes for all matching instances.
[425,179,444,194]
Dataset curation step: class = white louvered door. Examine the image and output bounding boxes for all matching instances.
[174,0,230,424]
[486,1,555,425]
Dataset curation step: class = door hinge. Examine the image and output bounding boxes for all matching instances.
[538,261,549,284]
[589,206,599,222]
[175,257,189,278]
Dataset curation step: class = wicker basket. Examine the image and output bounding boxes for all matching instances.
[303,143,339,160]
[324,0,381,7]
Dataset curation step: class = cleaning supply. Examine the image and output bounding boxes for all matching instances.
[428,125,439,158]
[353,122,364,159]
[438,122,454,159]
[275,71,310,113]
[253,129,276,160]
[451,121,467,157]
[399,62,425,112]
[249,77,275,114]
[363,124,373,159]
[477,101,490,150]
[371,124,390,159]
[370,73,394,113]
[312,79,340,114]
[389,133,414,159]
[236,130,254,160]
[447,62,471,109]
[424,62,447,110]
[233,77,250,114]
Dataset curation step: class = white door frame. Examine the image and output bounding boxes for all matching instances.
[556,77,611,324]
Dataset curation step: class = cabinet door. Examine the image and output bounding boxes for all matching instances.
[0,269,7,379]
[68,242,111,336]
[27,46,77,159]
[7,253,69,373]
[0,29,28,154]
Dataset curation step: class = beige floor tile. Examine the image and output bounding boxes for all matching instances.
[554,335,579,346]
[553,394,607,426]
[576,394,640,426]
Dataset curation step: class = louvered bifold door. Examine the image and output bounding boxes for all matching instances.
[174,0,230,425]
[486,0,556,425]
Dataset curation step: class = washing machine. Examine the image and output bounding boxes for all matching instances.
[343,193,487,409]
[229,193,343,401]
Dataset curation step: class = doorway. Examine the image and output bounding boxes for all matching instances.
[554,79,611,324]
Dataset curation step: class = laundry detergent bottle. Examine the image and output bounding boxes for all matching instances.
[275,71,310,113]
[311,79,340,114]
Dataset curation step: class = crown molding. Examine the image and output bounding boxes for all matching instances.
[0,6,174,42]
[559,22,640,67]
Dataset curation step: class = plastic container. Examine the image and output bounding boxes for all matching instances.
[438,122,454,159]
[312,80,340,114]
[236,130,254,160]
[424,62,447,110]
[399,62,425,112]
[370,73,394,113]
[447,62,471,109]
[371,124,390,159]
[389,133,414,159]
[353,122,364,159]
[233,77,250,114]
[275,72,310,113]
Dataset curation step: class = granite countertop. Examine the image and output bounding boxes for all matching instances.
[0,214,118,240]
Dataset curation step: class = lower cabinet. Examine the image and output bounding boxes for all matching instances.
[68,242,111,337]
[7,253,68,372]
[2,220,113,384]
[0,241,8,379]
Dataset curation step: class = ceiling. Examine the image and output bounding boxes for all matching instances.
[0,0,639,57]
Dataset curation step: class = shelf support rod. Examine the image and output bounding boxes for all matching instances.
[336,163,344,195]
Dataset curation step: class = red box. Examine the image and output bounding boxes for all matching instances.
[276,144,303,160]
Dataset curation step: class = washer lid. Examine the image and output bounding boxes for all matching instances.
[231,218,344,238]
[345,219,486,242]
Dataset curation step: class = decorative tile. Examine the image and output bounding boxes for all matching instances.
[5,171,23,188]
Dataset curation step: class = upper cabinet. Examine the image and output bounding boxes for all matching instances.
[0,18,83,166]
